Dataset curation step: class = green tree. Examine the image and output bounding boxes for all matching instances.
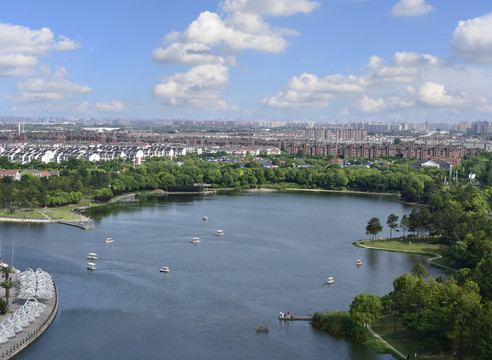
[386,214,399,240]
[366,217,383,243]
[399,214,409,238]
[0,265,16,313]
[349,293,382,328]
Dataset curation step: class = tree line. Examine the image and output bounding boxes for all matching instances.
[0,153,453,210]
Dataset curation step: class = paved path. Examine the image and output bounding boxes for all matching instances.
[367,325,405,359]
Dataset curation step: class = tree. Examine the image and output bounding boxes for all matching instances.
[386,214,399,240]
[349,293,382,328]
[411,262,430,279]
[366,217,383,243]
[0,265,16,313]
[399,214,409,238]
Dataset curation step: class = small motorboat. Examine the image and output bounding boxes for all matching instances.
[87,252,98,260]
[356,259,362,266]
[327,277,334,284]
[191,237,201,244]
[160,266,170,273]
[202,216,208,221]
[105,237,114,244]
[216,230,224,236]
[87,262,97,271]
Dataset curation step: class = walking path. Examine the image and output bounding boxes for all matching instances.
[367,326,405,359]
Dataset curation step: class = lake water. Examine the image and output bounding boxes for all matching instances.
[0,191,444,359]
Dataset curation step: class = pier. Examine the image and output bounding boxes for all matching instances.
[57,219,95,230]
[278,315,312,321]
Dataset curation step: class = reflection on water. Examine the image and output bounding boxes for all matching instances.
[4,192,443,360]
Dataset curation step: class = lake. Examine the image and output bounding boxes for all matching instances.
[0,191,444,359]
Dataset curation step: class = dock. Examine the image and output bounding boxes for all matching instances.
[278,315,312,321]
[57,220,95,230]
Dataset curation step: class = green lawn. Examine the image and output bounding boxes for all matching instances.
[357,237,446,257]
[0,210,45,219]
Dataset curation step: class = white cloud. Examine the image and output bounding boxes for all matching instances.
[220,0,320,16]
[355,94,415,113]
[95,101,128,113]
[262,73,366,109]
[153,64,235,109]
[391,0,434,17]
[367,52,441,84]
[9,65,91,102]
[0,23,80,77]
[417,81,465,107]
[152,0,318,109]
[183,11,292,53]
[152,42,223,65]
[451,12,492,64]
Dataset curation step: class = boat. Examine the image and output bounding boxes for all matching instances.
[87,262,97,271]
[356,259,362,266]
[202,216,208,221]
[87,253,98,260]
[159,266,170,273]
[327,277,334,284]
[216,230,224,236]
[105,237,114,244]
[256,324,269,332]
[191,237,201,244]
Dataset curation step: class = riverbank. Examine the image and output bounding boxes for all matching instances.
[353,238,455,271]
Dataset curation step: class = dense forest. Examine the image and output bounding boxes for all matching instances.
[2,151,492,358]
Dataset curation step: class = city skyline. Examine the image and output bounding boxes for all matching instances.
[1,0,492,123]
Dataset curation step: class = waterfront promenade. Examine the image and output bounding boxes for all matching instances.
[0,271,58,359]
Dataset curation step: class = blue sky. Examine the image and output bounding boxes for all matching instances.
[1,0,492,123]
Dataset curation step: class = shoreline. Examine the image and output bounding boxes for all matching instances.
[353,239,456,271]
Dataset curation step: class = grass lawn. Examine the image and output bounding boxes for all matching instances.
[372,316,468,360]
[357,237,446,257]
[0,210,45,219]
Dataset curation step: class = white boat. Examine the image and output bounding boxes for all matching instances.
[87,253,98,260]
[87,262,97,271]
[327,277,334,284]
[105,237,114,244]
[160,266,170,273]
[191,237,201,244]
[202,216,208,221]
[216,230,224,236]
[356,259,362,266]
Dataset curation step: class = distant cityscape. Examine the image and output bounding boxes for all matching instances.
[1,117,491,165]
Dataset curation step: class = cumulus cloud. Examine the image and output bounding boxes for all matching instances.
[391,0,434,17]
[367,52,441,84]
[451,12,492,64]
[8,65,91,102]
[153,64,235,108]
[221,0,320,16]
[152,42,222,65]
[417,81,465,107]
[263,73,366,109]
[264,50,492,115]
[0,23,80,77]
[152,0,319,109]
[95,101,128,113]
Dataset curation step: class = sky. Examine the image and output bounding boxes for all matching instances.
[1,0,492,123]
